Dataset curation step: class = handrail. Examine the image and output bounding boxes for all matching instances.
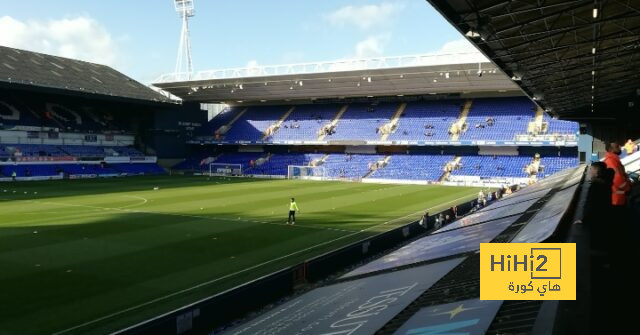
[154,52,490,83]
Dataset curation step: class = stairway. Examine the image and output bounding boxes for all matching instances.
[439,156,461,182]
[310,153,330,166]
[363,155,391,179]
[317,105,348,141]
[215,107,248,136]
[379,102,407,141]
[527,107,548,135]
[450,99,473,141]
[534,107,544,123]
[262,106,295,140]
[525,154,541,177]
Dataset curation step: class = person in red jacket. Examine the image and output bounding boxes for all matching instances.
[603,142,630,206]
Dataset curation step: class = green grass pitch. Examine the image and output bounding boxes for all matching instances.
[0,176,481,334]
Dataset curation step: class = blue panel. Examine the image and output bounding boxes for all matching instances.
[393,299,502,335]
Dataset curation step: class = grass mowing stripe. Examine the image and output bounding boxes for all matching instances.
[0,177,480,335]
[1,198,355,233]
[50,191,478,335]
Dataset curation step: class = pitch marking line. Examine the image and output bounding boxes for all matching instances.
[116,195,148,209]
[52,192,474,335]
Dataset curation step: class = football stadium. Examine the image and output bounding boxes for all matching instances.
[1,1,639,334]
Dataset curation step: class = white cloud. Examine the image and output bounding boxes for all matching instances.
[326,3,404,31]
[245,60,260,68]
[433,38,480,54]
[0,15,119,66]
[396,38,488,67]
[355,33,391,58]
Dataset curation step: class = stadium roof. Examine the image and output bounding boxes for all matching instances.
[0,45,171,104]
[152,52,521,104]
[427,0,640,119]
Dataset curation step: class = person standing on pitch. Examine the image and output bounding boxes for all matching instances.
[288,198,299,225]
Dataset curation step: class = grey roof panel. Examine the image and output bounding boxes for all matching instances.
[0,45,170,103]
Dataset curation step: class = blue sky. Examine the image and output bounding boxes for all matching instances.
[0,1,476,83]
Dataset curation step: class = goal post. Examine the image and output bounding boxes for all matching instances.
[287,165,327,180]
[208,163,243,176]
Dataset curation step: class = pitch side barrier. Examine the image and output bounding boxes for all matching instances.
[113,199,482,335]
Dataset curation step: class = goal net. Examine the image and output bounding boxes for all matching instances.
[287,165,327,180]
[208,163,243,176]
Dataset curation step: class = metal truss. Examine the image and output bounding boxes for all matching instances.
[429,0,640,116]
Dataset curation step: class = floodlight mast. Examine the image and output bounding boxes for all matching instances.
[174,0,194,79]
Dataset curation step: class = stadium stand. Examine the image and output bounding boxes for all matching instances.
[176,96,581,185]
[369,154,454,181]
[223,106,286,142]
[330,103,397,140]
[0,47,176,181]
[270,104,341,141]
[0,144,145,158]
[0,93,139,134]
[459,97,534,140]
[199,98,578,144]
[0,162,164,178]
[175,150,578,183]
[388,100,462,141]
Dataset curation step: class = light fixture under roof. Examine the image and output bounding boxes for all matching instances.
[465,30,481,38]
[592,47,596,54]
[367,76,371,83]
[593,7,598,18]
[445,72,450,79]
[299,80,303,86]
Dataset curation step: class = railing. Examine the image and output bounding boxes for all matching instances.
[154,52,490,83]
[514,133,578,142]
[0,137,135,147]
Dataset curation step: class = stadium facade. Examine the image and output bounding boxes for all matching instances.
[0,43,583,187]
[0,45,204,180]
[154,52,581,188]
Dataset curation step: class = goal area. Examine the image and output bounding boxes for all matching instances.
[208,163,243,176]
[287,165,327,180]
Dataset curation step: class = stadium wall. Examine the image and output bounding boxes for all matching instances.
[143,102,207,159]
